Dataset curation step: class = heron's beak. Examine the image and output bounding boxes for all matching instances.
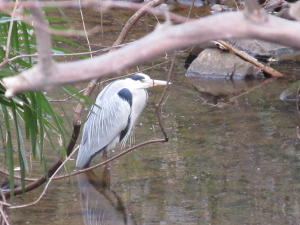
[147,79,171,86]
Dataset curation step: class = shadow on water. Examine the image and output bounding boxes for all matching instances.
[77,167,135,225]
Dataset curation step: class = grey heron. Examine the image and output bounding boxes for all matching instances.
[76,72,169,168]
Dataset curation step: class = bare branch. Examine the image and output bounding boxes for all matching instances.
[3,11,300,97]
[8,147,79,209]
[155,53,174,141]
[29,3,53,72]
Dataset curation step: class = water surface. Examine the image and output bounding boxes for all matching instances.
[6,2,300,225]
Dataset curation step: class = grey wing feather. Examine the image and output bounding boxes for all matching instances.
[76,93,131,168]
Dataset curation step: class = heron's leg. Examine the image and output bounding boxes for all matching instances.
[102,149,111,188]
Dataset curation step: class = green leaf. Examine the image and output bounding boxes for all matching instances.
[45,16,75,23]
[61,86,96,106]
[11,102,28,194]
[51,36,89,51]
[12,22,19,52]
[1,104,15,198]
[28,92,38,158]
[37,92,66,157]
[21,22,32,63]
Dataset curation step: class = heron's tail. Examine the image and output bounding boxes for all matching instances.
[76,144,105,168]
[76,145,92,168]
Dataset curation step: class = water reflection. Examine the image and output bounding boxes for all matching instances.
[77,167,135,225]
[186,76,264,104]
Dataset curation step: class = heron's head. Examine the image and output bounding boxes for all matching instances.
[128,72,170,89]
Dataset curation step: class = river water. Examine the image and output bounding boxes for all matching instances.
[6,1,300,225]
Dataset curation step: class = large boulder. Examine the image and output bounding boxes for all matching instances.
[186,48,264,79]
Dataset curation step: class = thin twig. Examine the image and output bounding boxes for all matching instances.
[52,139,166,179]
[8,146,79,209]
[0,189,9,225]
[0,202,10,208]
[0,205,10,225]
[187,0,196,20]
[78,0,92,58]
[5,0,19,59]
[0,169,37,182]
[154,53,174,140]
[0,190,6,205]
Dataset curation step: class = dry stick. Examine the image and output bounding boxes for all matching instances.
[0,169,37,182]
[0,206,10,225]
[52,139,166,179]
[186,0,196,20]
[0,202,9,208]
[216,40,287,78]
[0,0,19,70]
[78,0,92,58]
[8,147,79,209]
[0,189,10,225]
[155,54,175,140]
[0,189,9,225]
[3,0,167,199]
[4,0,19,59]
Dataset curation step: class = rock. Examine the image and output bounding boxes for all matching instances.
[186,48,264,79]
[227,39,300,61]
